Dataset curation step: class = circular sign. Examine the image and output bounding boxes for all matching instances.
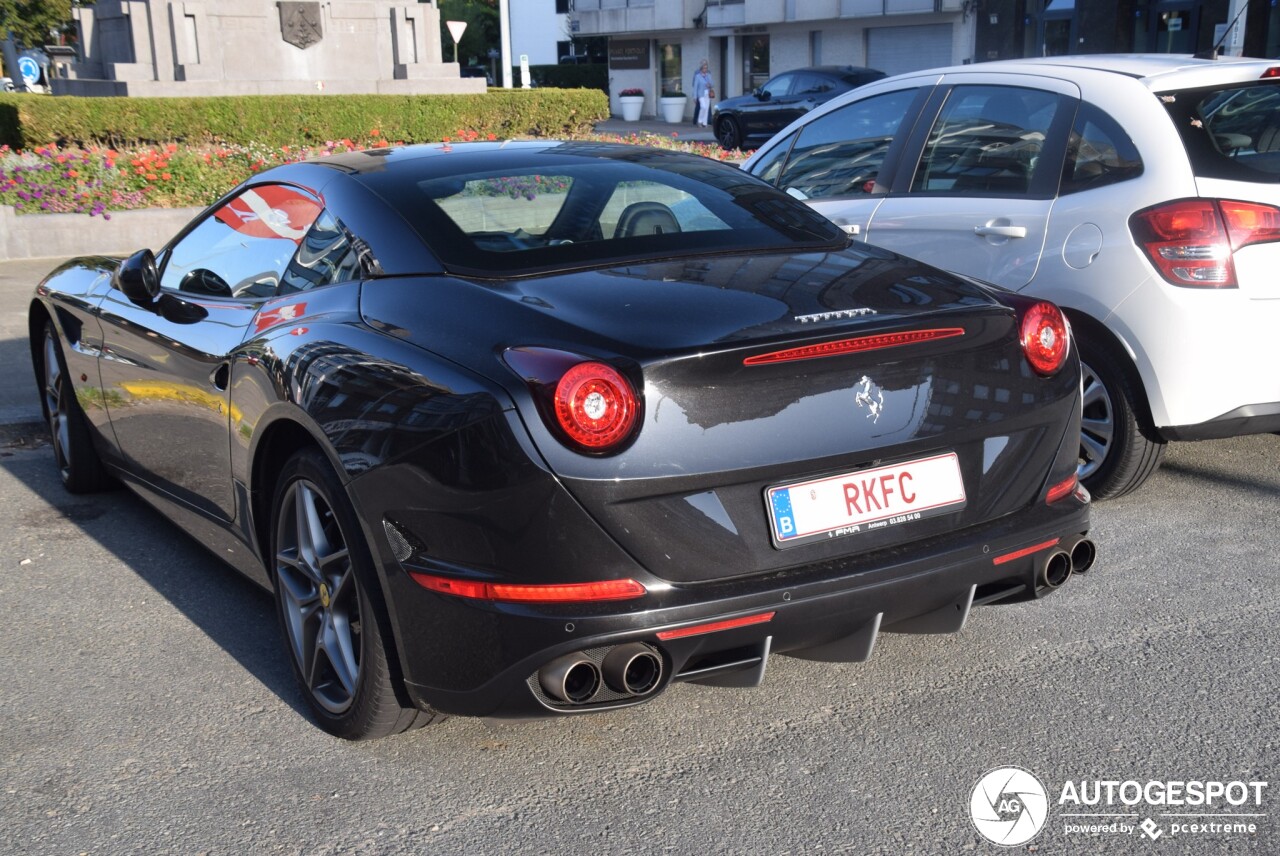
[969,766,1049,846]
[17,55,40,87]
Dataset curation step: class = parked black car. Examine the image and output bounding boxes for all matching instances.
[32,142,1093,740]
[713,66,885,149]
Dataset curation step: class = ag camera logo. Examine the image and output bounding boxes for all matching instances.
[970,766,1049,846]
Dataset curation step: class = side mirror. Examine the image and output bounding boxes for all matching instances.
[754,88,770,101]
[112,249,160,308]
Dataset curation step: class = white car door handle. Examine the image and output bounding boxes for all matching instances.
[974,224,1028,239]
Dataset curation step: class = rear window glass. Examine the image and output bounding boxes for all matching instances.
[359,148,846,275]
[1162,81,1280,183]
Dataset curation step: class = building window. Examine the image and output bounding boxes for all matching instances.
[659,42,682,95]
[555,0,571,13]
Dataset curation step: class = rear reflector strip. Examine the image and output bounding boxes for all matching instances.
[743,328,964,366]
[992,538,1060,566]
[656,611,776,640]
[412,573,646,603]
[1046,474,1078,504]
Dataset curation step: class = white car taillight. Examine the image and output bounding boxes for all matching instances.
[1129,199,1280,288]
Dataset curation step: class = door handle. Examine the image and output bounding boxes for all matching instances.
[974,224,1027,239]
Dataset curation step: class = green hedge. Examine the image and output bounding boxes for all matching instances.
[0,88,609,149]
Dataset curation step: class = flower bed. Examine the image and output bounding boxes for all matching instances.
[1,129,752,219]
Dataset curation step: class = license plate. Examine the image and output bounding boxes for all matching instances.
[766,452,966,547]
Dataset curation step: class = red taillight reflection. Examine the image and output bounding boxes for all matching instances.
[1262,67,1280,79]
[412,573,647,602]
[1019,301,1070,376]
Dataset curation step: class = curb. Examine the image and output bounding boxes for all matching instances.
[0,204,204,262]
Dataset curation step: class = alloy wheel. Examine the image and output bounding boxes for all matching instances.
[1077,360,1114,482]
[275,479,362,714]
[42,331,73,482]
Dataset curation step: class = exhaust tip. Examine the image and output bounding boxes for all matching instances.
[602,643,663,696]
[539,655,601,704]
[1041,550,1072,589]
[1070,538,1097,574]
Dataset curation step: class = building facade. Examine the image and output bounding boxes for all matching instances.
[567,0,1264,121]
[573,0,975,119]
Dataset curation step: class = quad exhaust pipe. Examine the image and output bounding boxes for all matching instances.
[539,654,601,704]
[602,643,663,696]
[1034,536,1097,592]
[1069,537,1096,574]
[537,643,664,705]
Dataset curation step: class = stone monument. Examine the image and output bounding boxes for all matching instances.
[55,0,485,97]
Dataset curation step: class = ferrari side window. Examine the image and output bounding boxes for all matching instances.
[279,210,363,294]
[160,184,323,299]
[776,89,920,199]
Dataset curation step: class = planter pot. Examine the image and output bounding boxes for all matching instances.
[659,96,687,123]
[618,96,644,122]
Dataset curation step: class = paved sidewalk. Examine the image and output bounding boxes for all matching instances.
[593,117,717,144]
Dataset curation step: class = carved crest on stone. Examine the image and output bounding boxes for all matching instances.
[280,2,323,50]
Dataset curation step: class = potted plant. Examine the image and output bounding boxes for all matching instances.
[618,88,644,122]
[659,89,687,123]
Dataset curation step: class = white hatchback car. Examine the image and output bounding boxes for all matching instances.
[743,54,1280,498]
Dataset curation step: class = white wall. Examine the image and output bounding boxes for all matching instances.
[509,0,568,66]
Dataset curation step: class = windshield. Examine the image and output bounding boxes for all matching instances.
[355,145,847,276]
[1162,80,1280,183]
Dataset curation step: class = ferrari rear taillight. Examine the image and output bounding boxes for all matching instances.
[1130,199,1280,288]
[554,362,638,450]
[1018,300,1070,376]
[504,347,641,454]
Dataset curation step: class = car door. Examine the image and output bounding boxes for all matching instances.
[96,183,325,520]
[744,72,798,138]
[755,83,935,239]
[864,75,1079,289]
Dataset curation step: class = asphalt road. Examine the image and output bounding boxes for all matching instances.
[1,258,1277,854]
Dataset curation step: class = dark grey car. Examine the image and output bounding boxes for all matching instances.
[713,66,884,150]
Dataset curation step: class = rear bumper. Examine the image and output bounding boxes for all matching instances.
[395,494,1091,719]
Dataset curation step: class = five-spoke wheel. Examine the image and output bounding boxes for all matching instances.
[271,449,441,739]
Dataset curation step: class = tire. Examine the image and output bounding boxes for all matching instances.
[715,115,742,150]
[40,322,113,493]
[1076,334,1166,500]
[270,449,443,739]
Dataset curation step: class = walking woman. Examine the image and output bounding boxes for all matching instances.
[693,59,715,127]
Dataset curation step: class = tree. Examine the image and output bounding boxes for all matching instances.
[436,0,498,68]
[0,0,74,49]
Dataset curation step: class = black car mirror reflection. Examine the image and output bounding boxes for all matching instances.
[112,248,160,308]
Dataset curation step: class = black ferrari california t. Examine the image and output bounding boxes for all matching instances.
[31,142,1094,739]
